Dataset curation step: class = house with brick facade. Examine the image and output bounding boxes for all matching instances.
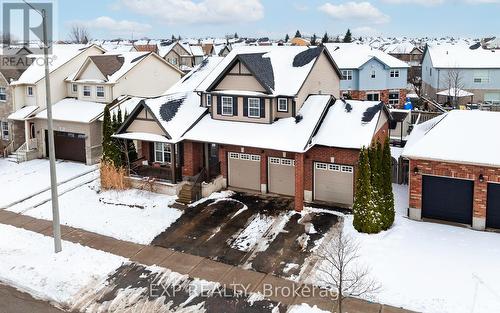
[325,43,409,108]
[116,46,391,210]
[402,110,500,231]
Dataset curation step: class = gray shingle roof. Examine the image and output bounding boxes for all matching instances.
[238,53,275,92]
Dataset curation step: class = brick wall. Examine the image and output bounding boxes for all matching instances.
[182,141,204,177]
[343,89,407,108]
[409,159,500,219]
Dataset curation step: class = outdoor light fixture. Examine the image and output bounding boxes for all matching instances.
[479,174,485,183]
[413,166,419,175]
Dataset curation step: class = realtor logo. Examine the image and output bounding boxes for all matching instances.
[2,1,53,55]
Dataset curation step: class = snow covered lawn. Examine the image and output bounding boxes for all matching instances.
[8,181,183,244]
[0,159,96,208]
[0,224,125,306]
[310,184,500,313]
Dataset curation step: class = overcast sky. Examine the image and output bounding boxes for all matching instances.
[52,0,500,40]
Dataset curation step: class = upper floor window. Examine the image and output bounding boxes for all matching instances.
[473,70,489,84]
[388,91,400,106]
[27,86,33,96]
[0,87,6,101]
[221,96,233,116]
[390,70,400,78]
[370,70,376,79]
[154,142,171,163]
[206,94,212,107]
[341,70,353,80]
[248,98,260,118]
[171,58,177,65]
[278,98,288,112]
[1,121,8,140]
[72,84,77,93]
[83,86,91,97]
[96,86,105,98]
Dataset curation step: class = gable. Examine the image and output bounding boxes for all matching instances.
[123,106,167,136]
[213,60,267,93]
[76,59,107,81]
[173,43,190,56]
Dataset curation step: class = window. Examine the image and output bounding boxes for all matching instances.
[281,158,293,166]
[228,152,239,159]
[315,163,328,170]
[366,92,380,101]
[1,121,8,140]
[96,86,105,98]
[341,91,350,99]
[278,98,288,112]
[370,70,376,79]
[72,84,77,93]
[206,94,212,107]
[154,142,171,163]
[251,155,261,161]
[27,86,33,96]
[390,70,400,78]
[473,70,490,84]
[83,86,91,97]
[329,164,340,171]
[240,153,250,160]
[388,91,400,106]
[248,98,260,118]
[341,70,353,80]
[221,96,233,116]
[0,87,5,101]
[341,166,353,173]
[429,68,432,77]
[270,157,280,164]
[171,58,177,65]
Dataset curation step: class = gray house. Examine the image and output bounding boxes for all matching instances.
[326,43,409,107]
[421,43,500,105]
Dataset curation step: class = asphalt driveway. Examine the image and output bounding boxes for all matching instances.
[151,193,339,280]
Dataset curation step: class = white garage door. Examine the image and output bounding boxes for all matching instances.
[268,157,295,196]
[228,152,261,191]
[314,162,354,207]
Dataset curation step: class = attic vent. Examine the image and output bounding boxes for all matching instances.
[469,42,481,50]
[293,47,322,67]
[295,114,303,123]
[159,97,185,122]
[361,103,382,123]
[342,99,352,112]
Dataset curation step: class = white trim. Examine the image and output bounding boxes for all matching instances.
[27,86,34,96]
[390,69,400,78]
[341,69,353,80]
[228,152,239,159]
[83,85,91,97]
[96,85,105,98]
[248,98,260,118]
[154,142,172,163]
[0,87,6,102]
[277,98,288,112]
[206,94,212,107]
[1,121,9,140]
[71,83,78,93]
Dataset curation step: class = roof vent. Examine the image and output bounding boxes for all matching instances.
[295,114,303,123]
[469,42,481,50]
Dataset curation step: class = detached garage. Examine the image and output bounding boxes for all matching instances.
[403,110,500,231]
[313,162,354,207]
[227,152,261,191]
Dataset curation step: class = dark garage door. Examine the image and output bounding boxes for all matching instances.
[45,130,86,163]
[487,183,500,229]
[422,175,473,225]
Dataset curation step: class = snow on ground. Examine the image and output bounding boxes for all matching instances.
[10,181,183,245]
[229,213,276,252]
[0,159,96,208]
[287,303,330,313]
[311,184,500,313]
[0,224,125,306]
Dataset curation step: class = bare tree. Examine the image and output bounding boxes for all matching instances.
[408,67,422,97]
[444,68,465,108]
[315,227,380,313]
[69,24,91,44]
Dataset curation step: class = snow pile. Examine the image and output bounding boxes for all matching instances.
[403,110,500,167]
[288,303,330,313]
[229,213,276,252]
[0,224,125,305]
[11,181,183,244]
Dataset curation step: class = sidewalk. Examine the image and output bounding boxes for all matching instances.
[0,209,416,313]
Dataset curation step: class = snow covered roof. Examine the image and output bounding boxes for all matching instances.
[402,110,500,167]
[325,43,409,69]
[7,105,38,121]
[312,100,385,149]
[437,88,474,97]
[165,56,223,94]
[12,44,103,85]
[183,95,333,152]
[35,98,106,123]
[196,45,338,96]
[383,42,421,54]
[113,132,170,143]
[425,43,500,68]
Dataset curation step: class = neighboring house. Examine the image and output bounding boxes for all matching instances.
[325,43,409,107]
[421,43,500,105]
[117,46,391,211]
[134,44,159,54]
[213,44,232,57]
[160,42,205,72]
[30,51,183,165]
[6,44,106,161]
[402,110,500,231]
[290,37,310,46]
[382,42,423,67]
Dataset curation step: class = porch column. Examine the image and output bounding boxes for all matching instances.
[24,120,30,149]
[294,153,305,212]
[171,143,176,183]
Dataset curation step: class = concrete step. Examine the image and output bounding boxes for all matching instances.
[6,154,18,163]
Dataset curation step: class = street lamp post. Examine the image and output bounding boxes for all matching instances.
[23,1,62,253]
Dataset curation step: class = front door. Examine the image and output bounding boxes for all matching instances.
[29,122,35,139]
[208,143,220,178]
